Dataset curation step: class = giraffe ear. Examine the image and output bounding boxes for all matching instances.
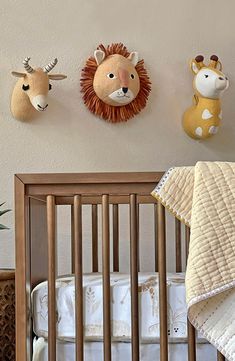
[190,60,200,74]
[216,61,222,71]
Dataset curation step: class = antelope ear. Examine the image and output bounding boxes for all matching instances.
[128,52,139,66]
[94,50,106,66]
[12,71,26,78]
[48,74,67,80]
[190,60,200,74]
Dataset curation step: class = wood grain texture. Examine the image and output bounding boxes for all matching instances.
[113,204,119,272]
[74,195,84,361]
[15,176,29,361]
[157,202,168,361]
[16,171,164,185]
[130,194,140,361]
[185,226,196,361]
[71,205,75,273]
[47,195,56,361]
[175,219,182,272]
[92,204,98,272]
[102,195,111,361]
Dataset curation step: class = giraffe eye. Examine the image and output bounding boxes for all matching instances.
[204,74,209,78]
[22,84,30,91]
[130,74,135,79]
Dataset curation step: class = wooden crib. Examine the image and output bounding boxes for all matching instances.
[14,172,225,361]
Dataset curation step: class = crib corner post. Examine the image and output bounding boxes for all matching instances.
[15,175,31,361]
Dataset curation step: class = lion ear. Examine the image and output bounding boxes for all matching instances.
[94,50,106,66]
[128,52,139,66]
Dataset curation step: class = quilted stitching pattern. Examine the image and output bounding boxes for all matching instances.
[152,162,235,360]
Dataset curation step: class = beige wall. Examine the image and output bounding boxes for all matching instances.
[1,0,235,269]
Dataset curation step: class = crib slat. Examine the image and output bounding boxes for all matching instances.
[175,219,182,272]
[113,204,119,272]
[102,195,111,361]
[130,194,140,361]
[137,203,140,272]
[185,225,190,263]
[217,351,226,361]
[185,225,196,361]
[47,195,56,361]
[154,203,158,272]
[71,205,75,273]
[157,202,168,361]
[74,195,84,361]
[92,204,98,272]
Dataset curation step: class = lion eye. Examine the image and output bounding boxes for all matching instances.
[204,74,209,78]
[22,84,30,91]
[130,74,135,79]
[49,84,52,90]
[107,73,116,79]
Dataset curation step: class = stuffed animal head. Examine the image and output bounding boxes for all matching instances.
[93,51,140,106]
[81,43,151,122]
[190,55,229,99]
[12,57,67,113]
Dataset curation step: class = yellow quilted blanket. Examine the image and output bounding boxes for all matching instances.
[152,162,235,360]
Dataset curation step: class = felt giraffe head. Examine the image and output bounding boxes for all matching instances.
[190,55,229,99]
[182,54,229,140]
[11,57,67,121]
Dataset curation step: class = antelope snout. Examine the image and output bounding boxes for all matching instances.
[31,95,49,112]
[215,77,229,91]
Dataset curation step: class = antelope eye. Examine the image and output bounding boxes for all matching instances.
[107,73,116,79]
[49,84,52,90]
[22,84,30,91]
[204,74,209,78]
[130,74,135,79]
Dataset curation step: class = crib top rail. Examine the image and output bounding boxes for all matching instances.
[15,172,164,204]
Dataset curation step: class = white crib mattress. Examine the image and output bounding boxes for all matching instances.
[33,338,216,361]
[32,272,199,342]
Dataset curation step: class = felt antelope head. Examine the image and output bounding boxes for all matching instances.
[11,57,67,121]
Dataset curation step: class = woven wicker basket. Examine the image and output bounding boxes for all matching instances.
[0,270,15,361]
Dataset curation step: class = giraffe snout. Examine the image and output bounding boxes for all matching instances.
[215,77,228,90]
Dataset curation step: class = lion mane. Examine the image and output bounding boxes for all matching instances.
[80,43,151,122]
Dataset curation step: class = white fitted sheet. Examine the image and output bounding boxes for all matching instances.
[33,338,217,361]
[32,272,201,342]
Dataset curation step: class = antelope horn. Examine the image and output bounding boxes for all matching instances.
[23,57,34,73]
[43,58,58,73]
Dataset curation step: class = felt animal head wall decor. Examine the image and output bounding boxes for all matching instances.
[80,43,151,122]
[182,55,229,140]
[11,57,67,121]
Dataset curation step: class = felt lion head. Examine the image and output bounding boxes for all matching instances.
[80,43,151,122]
